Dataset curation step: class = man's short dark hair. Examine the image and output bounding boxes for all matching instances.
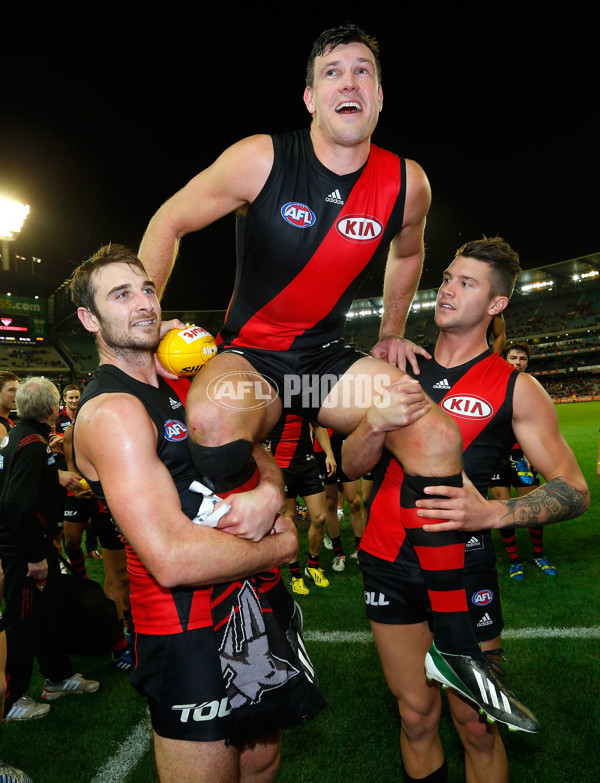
[62,384,80,397]
[0,372,18,393]
[455,236,522,298]
[69,244,148,316]
[306,24,382,88]
[503,342,531,360]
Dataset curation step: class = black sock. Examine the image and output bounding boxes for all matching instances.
[404,759,448,783]
[288,561,301,579]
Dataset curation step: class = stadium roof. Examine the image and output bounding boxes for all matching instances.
[347,250,600,320]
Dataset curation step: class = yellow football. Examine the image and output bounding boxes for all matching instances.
[80,478,91,491]
[157,325,218,377]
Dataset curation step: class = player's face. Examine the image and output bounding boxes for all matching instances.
[0,380,18,413]
[88,263,161,353]
[303,42,383,148]
[64,390,81,411]
[435,255,504,332]
[505,350,528,371]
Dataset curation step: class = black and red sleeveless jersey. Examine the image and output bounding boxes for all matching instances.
[268,413,314,469]
[54,411,75,434]
[362,349,517,566]
[312,428,343,457]
[73,364,211,635]
[218,129,407,351]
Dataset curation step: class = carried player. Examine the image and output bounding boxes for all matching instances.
[138,21,523,719]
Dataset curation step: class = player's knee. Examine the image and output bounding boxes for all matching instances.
[310,512,326,530]
[399,702,441,744]
[454,708,497,753]
[347,494,362,514]
[240,734,280,783]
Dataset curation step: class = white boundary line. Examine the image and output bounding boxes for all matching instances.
[88,626,599,782]
[304,626,600,643]
[89,713,151,783]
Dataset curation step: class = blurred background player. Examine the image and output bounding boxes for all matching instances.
[0,616,34,781]
[0,372,18,436]
[313,427,365,571]
[489,342,558,579]
[268,413,329,594]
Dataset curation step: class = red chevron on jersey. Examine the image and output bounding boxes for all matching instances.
[439,354,512,450]
[232,145,401,350]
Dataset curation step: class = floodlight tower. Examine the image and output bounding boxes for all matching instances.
[0,198,30,271]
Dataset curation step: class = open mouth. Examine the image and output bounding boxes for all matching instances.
[336,101,362,114]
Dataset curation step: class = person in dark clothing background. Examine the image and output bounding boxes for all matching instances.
[0,377,99,721]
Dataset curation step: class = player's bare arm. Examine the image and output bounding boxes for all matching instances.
[312,424,337,475]
[418,372,589,531]
[139,135,275,298]
[341,375,430,480]
[74,393,297,587]
[371,159,433,373]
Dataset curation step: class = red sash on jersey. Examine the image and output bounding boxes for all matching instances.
[232,145,401,351]
[271,414,305,469]
[438,354,512,450]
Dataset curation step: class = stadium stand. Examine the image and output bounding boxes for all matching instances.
[2,252,599,401]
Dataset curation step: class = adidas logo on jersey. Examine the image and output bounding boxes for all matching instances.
[325,189,344,205]
[432,378,451,389]
[169,397,182,409]
[477,612,493,628]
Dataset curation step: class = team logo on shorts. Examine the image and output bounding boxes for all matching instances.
[471,589,494,606]
[281,202,316,228]
[164,419,188,441]
[336,215,382,242]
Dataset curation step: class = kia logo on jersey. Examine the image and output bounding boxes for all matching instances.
[441,394,493,419]
[336,215,383,242]
[281,202,316,228]
[164,419,188,441]
[472,589,494,606]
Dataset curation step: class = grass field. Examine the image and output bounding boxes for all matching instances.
[2,402,599,782]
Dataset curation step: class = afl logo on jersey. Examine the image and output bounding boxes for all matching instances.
[336,215,383,242]
[472,589,494,606]
[281,202,316,228]
[441,394,493,420]
[164,419,188,442]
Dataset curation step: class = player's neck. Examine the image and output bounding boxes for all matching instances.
[0,405,10,418]
[99,347,159,387]
[434,329,490,368]
[310,126,371,175]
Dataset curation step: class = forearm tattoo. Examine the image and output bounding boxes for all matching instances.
[499,477,588,528]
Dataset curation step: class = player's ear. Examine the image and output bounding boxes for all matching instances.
[488,296,508,317]
[303,86,316,115]
[77,306,100,334]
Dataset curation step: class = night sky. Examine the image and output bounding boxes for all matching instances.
[0,4,596,309]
